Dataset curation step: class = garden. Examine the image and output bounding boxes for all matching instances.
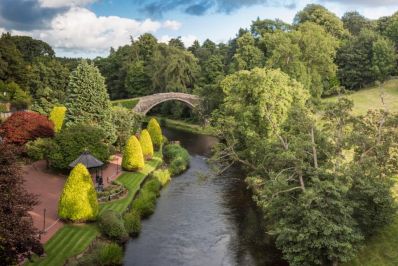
[0,61,190,266]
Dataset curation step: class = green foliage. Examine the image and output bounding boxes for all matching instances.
[123,210,141,236]
[294,4,347,38]
[49,106,67,133]
[0,81,31,110]
[111,106,141,150]
[26,138,56,162]
[132,189,157,218]
[163,144,190,176]
[122,135,145,171]
[112,98,139,109]
[147,118,163,149]
[48,123,111,170]
[144,179,162,197]
[125,60,152,97]
[232,32,264,71]
[58,164,98,222]
[65,60,116,143]
[371,37,396,82]
[97,243,123,266]
[152,169,171,186]
[98,210,129,243]
[139,129,154,160]
[342,11,372,36]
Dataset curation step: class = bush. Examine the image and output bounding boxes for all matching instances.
[163,144,190,176]
[139,129,154,160]
[143,179,162,197]
[152,169,171,186]
[132,190,157,218]
[49,106,67,133]
[123,210,141,236]
[0,111,54,145]
[58,163,98,222]
[147,118,163,150]
[97,242,123,266]
[48,123,111,170]
[98,210,129,243]
[25,138,56,162]
[122,135,144,171]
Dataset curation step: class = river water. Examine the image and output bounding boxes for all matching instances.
[123,128,287,266]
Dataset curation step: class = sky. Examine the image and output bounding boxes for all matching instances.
[1,0,398,58]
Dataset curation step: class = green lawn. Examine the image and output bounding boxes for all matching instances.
[26,154,162,266]
[112,98,139,109]
[25,224,98,266]
[99,155,162,215]
[324,79,398,115]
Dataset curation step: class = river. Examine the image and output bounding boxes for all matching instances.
[123,127,287,266]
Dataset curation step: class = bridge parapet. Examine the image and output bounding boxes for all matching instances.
[133,92,201,114]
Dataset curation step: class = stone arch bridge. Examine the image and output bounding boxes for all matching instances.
[133,92,201,115]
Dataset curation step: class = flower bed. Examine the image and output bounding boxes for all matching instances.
[97,180,128,203]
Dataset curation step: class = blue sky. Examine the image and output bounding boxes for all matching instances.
[1,0,398,58]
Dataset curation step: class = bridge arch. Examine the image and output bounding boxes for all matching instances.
[133,92,201,115]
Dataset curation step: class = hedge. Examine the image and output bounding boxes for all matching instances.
[139,129,154,160]
[58,163,99,222]
[147,118,163,150]
[122,135,144,171]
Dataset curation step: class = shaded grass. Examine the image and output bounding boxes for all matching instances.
[26,154,162,266]
[345,215,398,266]
[112,98,139,109]
[324,79,398,115]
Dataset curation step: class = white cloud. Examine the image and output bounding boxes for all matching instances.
[39,0,97,8]
[12,7,165,56]
[162,20,182,30]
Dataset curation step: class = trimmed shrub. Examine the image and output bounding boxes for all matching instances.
[147,118,163,150]
[26,138,56,162]
[98,210,129,243]
[163,144,190,176]
[139,129,154,160]
[132,190,157,218]
[48,123,111,170]
[97,243,123,265]
[122,135,144,171]
[49,106,67,133]
[153,169,171,186]
[58,163,98,222]
[123,210,141,236]
[0,111,54,145]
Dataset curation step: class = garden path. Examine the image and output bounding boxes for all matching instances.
[22,154,123,243]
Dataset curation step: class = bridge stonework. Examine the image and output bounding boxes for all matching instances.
[133,92,201,115]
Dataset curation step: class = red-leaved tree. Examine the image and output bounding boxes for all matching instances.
[0,111,54,145]
[0,144,43,264]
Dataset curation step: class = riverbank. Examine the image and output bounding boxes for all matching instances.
[144,116,216,136]
[25,154,163,266]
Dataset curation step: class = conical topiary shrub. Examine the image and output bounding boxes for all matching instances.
[49,106,67,133]
[58,163,98,222]
[139,129,154,160]
[122,135,144,171]
[147,118,163,150]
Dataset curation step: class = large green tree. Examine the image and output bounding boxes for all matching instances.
[65,60,116,143]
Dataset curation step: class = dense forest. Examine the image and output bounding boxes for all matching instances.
[2,4,398,266]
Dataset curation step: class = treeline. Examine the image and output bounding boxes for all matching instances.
[1,4,397,119]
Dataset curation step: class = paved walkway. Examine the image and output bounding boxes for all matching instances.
[23,154,123,243]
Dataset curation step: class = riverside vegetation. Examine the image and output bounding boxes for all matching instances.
[2,3,398,266]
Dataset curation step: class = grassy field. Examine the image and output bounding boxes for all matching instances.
[112,98,139,109]
[324,79,398,115]
[25,224,98,266]
[26,154,162,266]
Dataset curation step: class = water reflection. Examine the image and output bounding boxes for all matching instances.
[123,128,286,266]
